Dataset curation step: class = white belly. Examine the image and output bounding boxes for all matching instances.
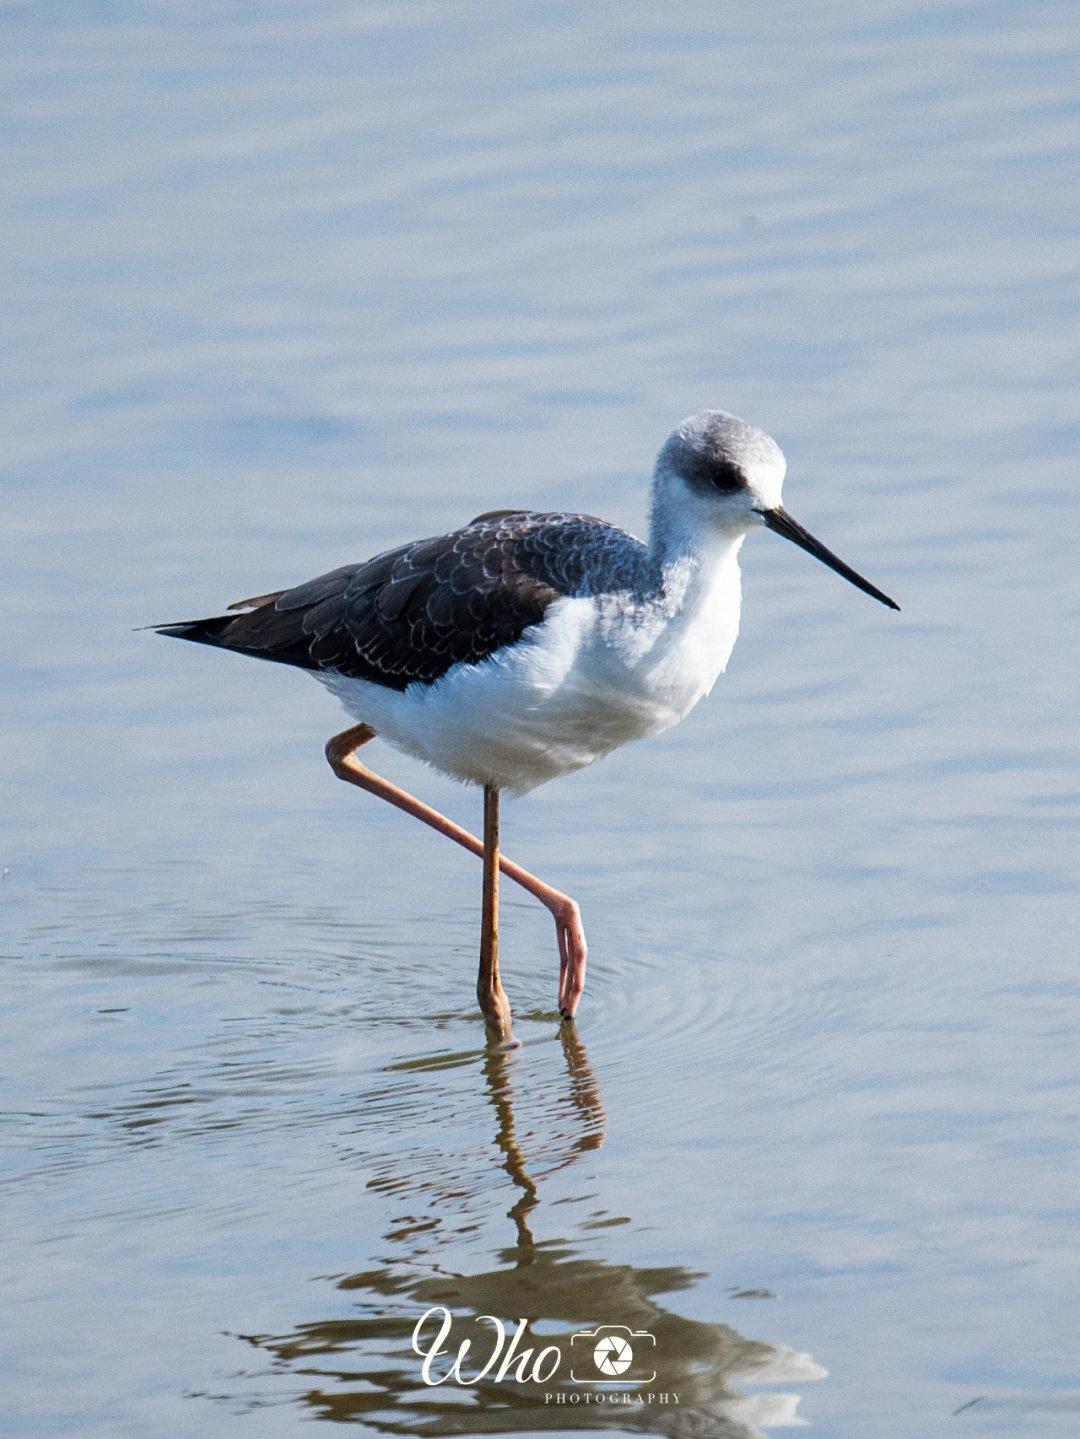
[319,548,743,794]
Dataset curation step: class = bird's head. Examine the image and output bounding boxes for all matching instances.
[658,409,787,525]
[656,409,899,610]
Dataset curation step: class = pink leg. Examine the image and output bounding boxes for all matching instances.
[325,725,587,1018]
[477,784,512,1040]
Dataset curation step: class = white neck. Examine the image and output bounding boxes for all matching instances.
[647,468,750,595]
[610,469,747,698]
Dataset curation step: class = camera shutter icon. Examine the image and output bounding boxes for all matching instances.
[569,1324,656,1384]
[593,1332,633,1376]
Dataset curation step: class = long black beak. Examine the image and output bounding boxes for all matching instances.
[761,506,899,611]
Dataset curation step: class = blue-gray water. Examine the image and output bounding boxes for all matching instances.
[3,3,1078,1436]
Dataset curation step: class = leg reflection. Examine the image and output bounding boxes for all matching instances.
[229,1029,825,1433]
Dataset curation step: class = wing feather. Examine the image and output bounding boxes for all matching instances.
[155,512,647,691]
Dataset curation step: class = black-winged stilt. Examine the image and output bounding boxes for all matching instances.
[155,409,898,1040]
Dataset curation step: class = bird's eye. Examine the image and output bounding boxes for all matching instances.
[710,460,745,492]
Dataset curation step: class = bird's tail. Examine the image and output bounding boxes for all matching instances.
[150,615,237,647]
[147,590,321,672]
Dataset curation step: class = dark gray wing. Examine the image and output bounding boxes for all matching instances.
[154,511,645,691]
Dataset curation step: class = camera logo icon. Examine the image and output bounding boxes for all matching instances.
[569,1325,656,1384]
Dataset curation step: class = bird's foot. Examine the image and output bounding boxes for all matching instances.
[478,980,513,1043]
[488,1030,523,1053]
[554,898,587,1019]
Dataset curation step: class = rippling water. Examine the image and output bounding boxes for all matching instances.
[4,2,1079,1435]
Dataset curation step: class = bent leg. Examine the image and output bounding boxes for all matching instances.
[325,725,587,1017]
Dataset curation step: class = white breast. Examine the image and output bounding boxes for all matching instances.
[320,538,744,794]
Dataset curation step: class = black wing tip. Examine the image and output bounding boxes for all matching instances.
[146,608,331,675]
[146,617,231,644]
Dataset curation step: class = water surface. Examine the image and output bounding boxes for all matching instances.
[3,3,1079,1436]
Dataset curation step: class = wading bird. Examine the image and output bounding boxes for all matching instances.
[155,410,897,1039]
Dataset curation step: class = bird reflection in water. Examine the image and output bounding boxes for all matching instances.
[231,1028,824,1435]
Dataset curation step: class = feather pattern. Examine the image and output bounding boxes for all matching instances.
[150,408,836,791]
[155,510,651,692]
